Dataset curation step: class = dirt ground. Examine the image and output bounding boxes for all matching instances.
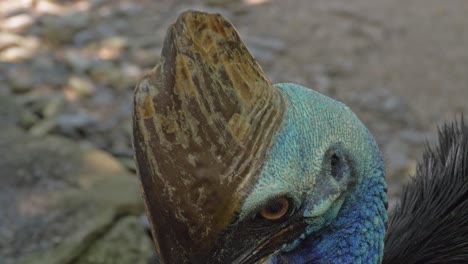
[1,0,467,217]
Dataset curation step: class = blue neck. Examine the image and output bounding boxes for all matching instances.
[272,172,387,264]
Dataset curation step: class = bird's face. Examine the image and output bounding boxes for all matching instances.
[133,11,383,264]
[218,83,382,263]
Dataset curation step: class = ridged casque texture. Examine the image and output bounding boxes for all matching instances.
[133,11,285,262]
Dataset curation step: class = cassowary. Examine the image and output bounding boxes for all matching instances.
[132,11,468,264]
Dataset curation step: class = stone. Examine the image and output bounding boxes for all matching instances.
[19,110,39,129]
[68,76,96,97]
[121,63,142,81]
[31,55,68,87]
[43,95,66,118]
[0,127,144,264]
[2,14,34,31]
[382,96,406,113]
[7,66,34,93]
[16,92,54,119]
[115,2,144,17]
[0,33,39,62]
[91,87,115,106]
[97,37,129,60]
[0,46,32,62]
[29,118,58,137]
[73,29,99,46]
[117,157,136,173]
[75,216,154,264]
[89,61,119,84]
[63,50,94,73]
[205,0,238,8]
[101,36,128,50]
[129,48,161,67]
[56,112,97,137]
[41,12,90,44]
[130,36,163,50]
[0,33,23,50]
[0,96,21,127]
[90,62,133,90]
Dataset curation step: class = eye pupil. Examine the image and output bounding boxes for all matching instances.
[266,201,283,214]
[259,197,290,220]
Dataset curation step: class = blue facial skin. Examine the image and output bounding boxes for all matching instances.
[240,83,387,263]
[271,173,387,264]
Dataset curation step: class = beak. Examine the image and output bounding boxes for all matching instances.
[233,221,310,264]
[133,10,285,263]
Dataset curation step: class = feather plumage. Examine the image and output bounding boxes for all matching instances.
[384,119,468,263]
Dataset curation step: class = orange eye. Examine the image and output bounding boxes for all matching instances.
[259,197,290,220]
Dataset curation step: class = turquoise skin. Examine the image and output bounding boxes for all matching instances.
[240,83,387,263]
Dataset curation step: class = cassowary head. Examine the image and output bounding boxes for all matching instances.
[133,11,387,263]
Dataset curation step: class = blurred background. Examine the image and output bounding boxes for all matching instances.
[1,0,467,263]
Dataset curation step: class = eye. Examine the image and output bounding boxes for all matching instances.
[258,197,290,220]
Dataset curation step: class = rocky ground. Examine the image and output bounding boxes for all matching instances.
[1,0,467,263]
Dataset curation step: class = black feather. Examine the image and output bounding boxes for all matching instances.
[383,118,468,264]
